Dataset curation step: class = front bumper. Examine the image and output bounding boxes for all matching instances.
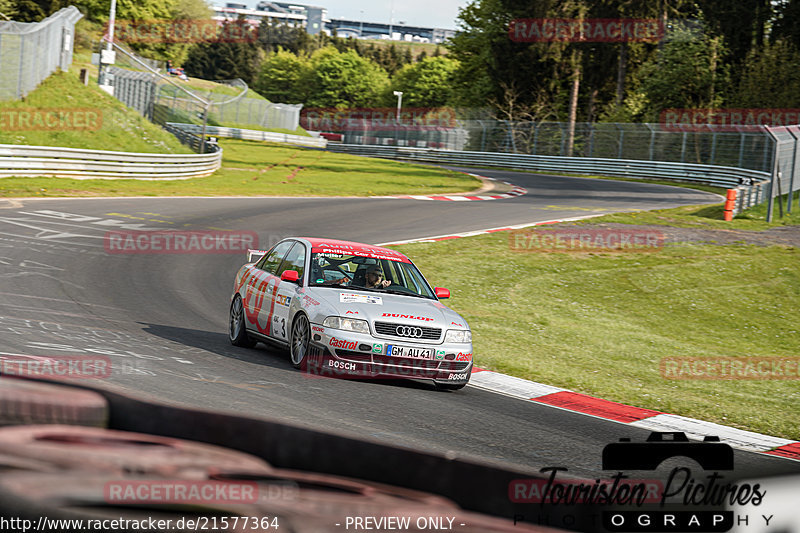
[308,326,473,383]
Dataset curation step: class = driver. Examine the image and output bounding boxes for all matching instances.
[364,264,391,289]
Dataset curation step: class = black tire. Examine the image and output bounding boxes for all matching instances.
[436,382,468,391]
[0,379,108,428]
[0,425,272,476]
[229,295,255,348]
[289,313,310,369]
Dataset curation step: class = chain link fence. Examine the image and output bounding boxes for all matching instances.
[155,85,302,131]
[103,40,301,132]
[765,126,800,218]
[335,119,775,174]
[330,115,800,219]
[0,6,83,101]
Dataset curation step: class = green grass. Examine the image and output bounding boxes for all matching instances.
[584,190,800,231]
[0,139,479,197]
[0,70,190,154]
[394,233,800,440]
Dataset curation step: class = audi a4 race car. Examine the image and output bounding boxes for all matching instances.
[228,238,473,390]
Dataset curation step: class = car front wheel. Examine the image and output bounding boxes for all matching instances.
[229,295,255,348]
[290,313,310,369]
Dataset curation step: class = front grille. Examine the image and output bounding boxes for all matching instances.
[438,361,470,372]
[373,321,441,340]
[372,354,440,370]
[334,350,372,362]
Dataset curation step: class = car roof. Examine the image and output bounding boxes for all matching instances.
[299,237,411,263]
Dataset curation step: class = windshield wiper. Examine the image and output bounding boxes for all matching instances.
[314,285,428,298]
[319,285,383,293]
[378,289,428,299]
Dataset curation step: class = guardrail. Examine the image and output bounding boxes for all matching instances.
[327,144,771,215]
[168,123,327,149]
[0,143,222,180]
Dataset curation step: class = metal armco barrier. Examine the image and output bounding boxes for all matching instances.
[168,123,327,148]
[328,144,771,216]
[0,143,222,180]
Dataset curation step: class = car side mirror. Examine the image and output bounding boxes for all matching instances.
[281,270,300,283]
[434,287,450,299]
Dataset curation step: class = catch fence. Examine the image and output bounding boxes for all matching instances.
[0,6,83,100]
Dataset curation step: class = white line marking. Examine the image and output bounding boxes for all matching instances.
[0,292,124,309]
[375,215,604,246]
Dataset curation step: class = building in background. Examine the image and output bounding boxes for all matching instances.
[326,19,454,43]
[212,2,454,43]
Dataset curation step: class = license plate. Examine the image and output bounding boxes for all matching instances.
[385,344,434,359]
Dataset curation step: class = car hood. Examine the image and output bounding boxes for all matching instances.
[309,288,469,330]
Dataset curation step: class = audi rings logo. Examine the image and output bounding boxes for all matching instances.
[396,326,423,338]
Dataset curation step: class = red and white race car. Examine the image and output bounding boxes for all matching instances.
[228,238,473,390]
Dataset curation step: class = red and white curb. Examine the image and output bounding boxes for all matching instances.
[372,175,528,201]
[376,215,603,246]
[467,366,800,461]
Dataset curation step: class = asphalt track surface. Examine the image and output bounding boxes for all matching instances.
[0,167,797,488]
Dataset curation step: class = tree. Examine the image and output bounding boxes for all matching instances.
[184,19,262,85]
[253,48,311,103]
[389,56,459,107]
[0,0,17,19]
[305,47,389,108]
[374,43,403,75]
[695,0,771,68]
[258,20,311,55]
[128,0,211,66]
[7,0,56,22]
[730,40,800,108]
[113,0,175,24]
[635,23,728,121]
[773,0,800,50]
[447,0,521,109]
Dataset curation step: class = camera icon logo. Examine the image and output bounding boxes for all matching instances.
[603,431,734,471]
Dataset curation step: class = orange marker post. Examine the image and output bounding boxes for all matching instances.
[723,189,737,221]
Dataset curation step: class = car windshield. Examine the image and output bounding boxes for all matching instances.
[309,252,436,299]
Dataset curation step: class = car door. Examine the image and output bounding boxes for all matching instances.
[270,241,307,343]
[243,240,294,336]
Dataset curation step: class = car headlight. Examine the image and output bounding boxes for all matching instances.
[322,316,370,335]
[444,329,472,343]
